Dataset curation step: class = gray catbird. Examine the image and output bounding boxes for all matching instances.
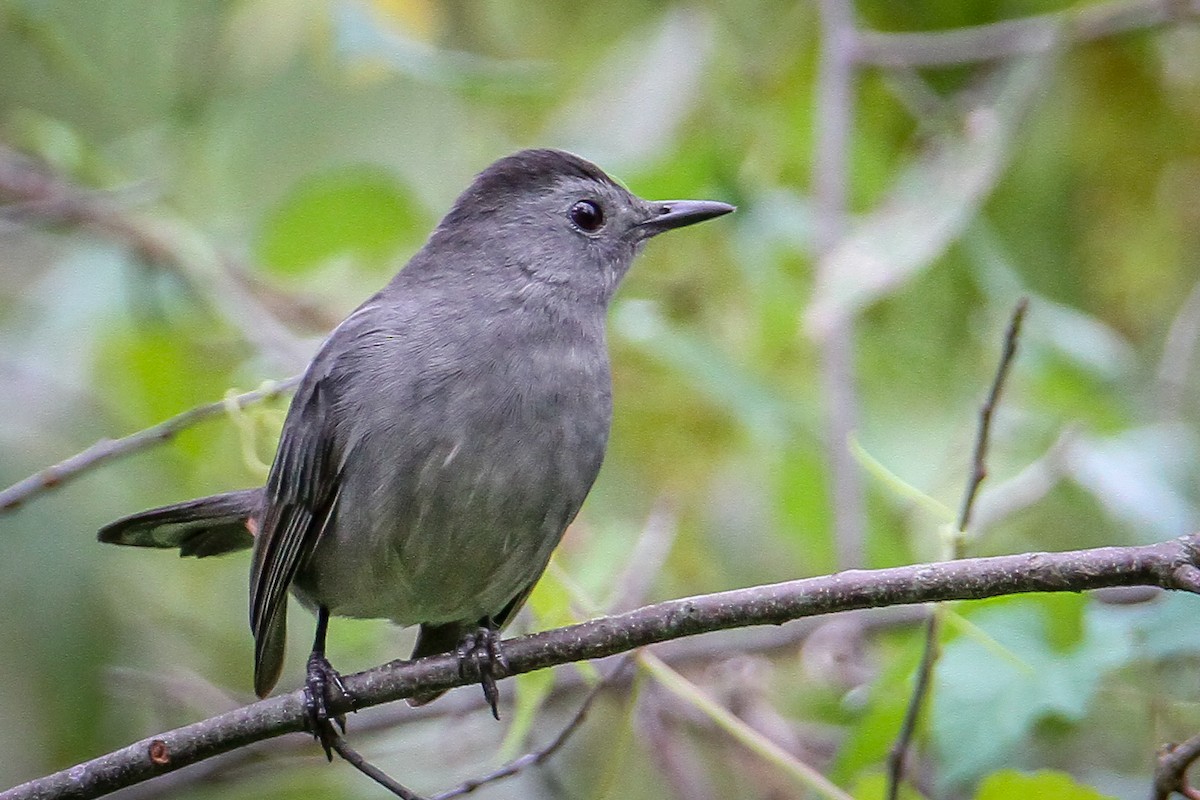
[99,148,733,743]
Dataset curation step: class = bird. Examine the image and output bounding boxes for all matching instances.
[98,148,734,749]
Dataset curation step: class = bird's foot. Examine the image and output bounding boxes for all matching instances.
[304,652,354,761]
[456,626,510,720]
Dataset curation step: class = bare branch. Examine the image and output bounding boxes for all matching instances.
[102,608,927,799]
[852,0,1200,68]
[886,298,1028,800]
[958,298,1029,536]
[4,534,1198,800]
[329,733,425,800]
[430,656,634,800]
[0,376,300,514]
[813,0,868,570]
[1153,732,1200,800]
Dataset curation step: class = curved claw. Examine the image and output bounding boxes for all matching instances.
[455,626,509,720]
[305,652,353,760]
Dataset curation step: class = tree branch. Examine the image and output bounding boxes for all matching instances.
[886,298,1029,800]
[813,0,868,570]
[429,655,635,800]
[852,0,1200,68]
[1153,731,1200,800]
[0,377,301,514]
[6,535,1200,800]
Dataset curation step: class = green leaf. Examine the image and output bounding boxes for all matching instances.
[973,770,1116,800]
[1040,592,1087,653]
[255,166,423,275]
[849,773,927,800]
[527,558,579,631]
[932,596,1133,788]
[95,322,238,454]
[1090,591,1200,661]
[1066,425,1200,541]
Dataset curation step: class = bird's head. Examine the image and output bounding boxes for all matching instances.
[426,149,734,305]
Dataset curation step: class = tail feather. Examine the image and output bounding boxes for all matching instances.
[98,488,264,558]
[405,621,474,706]
[254,602,288,698]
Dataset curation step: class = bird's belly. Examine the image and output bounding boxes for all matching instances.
[293,415,604,627]
[299,512,561,625]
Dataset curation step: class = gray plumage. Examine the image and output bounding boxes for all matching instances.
[99,149,733,701]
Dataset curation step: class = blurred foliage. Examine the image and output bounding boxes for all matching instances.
[2,1,1200,798]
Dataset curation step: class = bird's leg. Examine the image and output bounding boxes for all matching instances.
[456,619,510,720]
[305,605,354,760]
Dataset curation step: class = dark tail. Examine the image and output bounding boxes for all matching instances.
[98,488,264,558]
[405,622,474,707]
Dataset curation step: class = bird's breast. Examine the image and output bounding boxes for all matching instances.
[296,326,613,626]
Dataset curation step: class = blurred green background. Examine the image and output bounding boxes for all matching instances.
[2,1,1200,798]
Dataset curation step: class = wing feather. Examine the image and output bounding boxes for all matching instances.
[249,377,342,696]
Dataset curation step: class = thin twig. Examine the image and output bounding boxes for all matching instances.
[0,376,300,514]
[329,733,426,800]
[958,298,1029,537]
[885,297,1029,800]
[852,0,1199,67]
[430,655,635,800]
[1153,732,1200,800]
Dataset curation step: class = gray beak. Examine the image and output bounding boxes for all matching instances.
[638,199,735,236]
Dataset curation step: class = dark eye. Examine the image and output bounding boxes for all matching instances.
[569,200,604,232]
